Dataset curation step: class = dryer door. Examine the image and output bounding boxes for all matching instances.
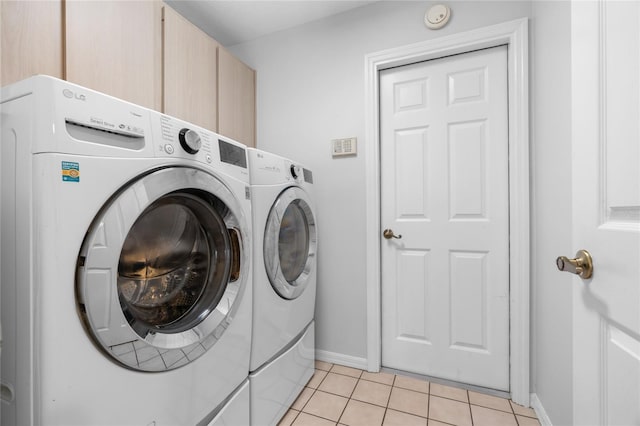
[76,167,249,372]
[264,186,317,300]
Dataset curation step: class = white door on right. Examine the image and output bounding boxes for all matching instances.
[571,2,640,424]
[379,46,510,391]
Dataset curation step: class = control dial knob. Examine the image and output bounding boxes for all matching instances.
[178,128,202,154]
[290,164,301,180]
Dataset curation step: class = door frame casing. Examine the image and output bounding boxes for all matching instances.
[364,18,530,406]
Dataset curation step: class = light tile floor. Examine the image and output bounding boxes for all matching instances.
[279,361,541,426]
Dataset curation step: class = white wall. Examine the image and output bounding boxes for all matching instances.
[231,0,532,363]
[231,3,574,422]
[530,1,573,424]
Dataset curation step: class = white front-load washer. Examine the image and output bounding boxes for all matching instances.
[247,148,317,426]
[0,76,253,426]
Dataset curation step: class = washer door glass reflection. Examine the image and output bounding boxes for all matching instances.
[117,193,230,335]
[278,202,310,283]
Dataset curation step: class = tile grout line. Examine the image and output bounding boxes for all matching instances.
[299,387,317,414]
[468,401,521,415]
[302,390,346,424]
[297,369,327,418]
[378,374,395,426]
[289,408,301,426]
[334,391,351,425]
[298,411,336,425]
[338,370,363,424]
[427,381,432,422]
[468,389,475,426]
[307,366,357,424]
[508,394,520,426]
[387,373,402,424]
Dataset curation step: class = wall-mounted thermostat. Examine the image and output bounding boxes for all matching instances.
[332,137,357,157]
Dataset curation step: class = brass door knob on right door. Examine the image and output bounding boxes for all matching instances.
[556,249,593,279]
[383,229,402,239]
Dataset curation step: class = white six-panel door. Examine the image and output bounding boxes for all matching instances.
[571,1,640,424]
[380,46,510,391]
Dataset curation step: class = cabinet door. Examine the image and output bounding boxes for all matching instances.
[163,5,217,131]
[1,1,63,86]
[218,47,256,147]
[65,1,162,110]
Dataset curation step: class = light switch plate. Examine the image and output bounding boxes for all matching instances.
[332,137,357,157]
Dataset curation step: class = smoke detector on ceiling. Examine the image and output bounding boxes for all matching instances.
[424,4,451,30]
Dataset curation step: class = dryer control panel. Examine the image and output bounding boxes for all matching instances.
[289,164,313,184]
[247,148,313,186]
[290,164,302,180]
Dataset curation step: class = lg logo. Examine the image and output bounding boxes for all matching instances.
[62,88,86,101]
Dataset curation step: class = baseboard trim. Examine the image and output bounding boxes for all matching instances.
[530,393,553,426]
[315,350,369,370]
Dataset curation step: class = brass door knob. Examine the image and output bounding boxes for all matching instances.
[383,229,402,239]
[556,249,593,279]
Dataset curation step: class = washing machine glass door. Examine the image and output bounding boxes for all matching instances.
[77,167,249,371]
[117,193,230,335]
[264,186,316,299]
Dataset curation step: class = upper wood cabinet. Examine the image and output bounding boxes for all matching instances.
[163,5,218,131]
[65,1,162,111]
[1,1,256,148]
[218,47,256,148]
[1,0,63,86]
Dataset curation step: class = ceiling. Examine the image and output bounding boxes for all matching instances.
[165,1,380,47]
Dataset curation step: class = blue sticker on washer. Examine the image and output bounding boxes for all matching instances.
[61,161,80,182]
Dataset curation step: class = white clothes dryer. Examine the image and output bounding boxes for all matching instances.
[0,76,253,426]
[247,148,317,426]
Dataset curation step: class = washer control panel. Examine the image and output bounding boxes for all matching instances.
[178,128,202,154]
[150,113,249,181]
[156,114,213,165]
